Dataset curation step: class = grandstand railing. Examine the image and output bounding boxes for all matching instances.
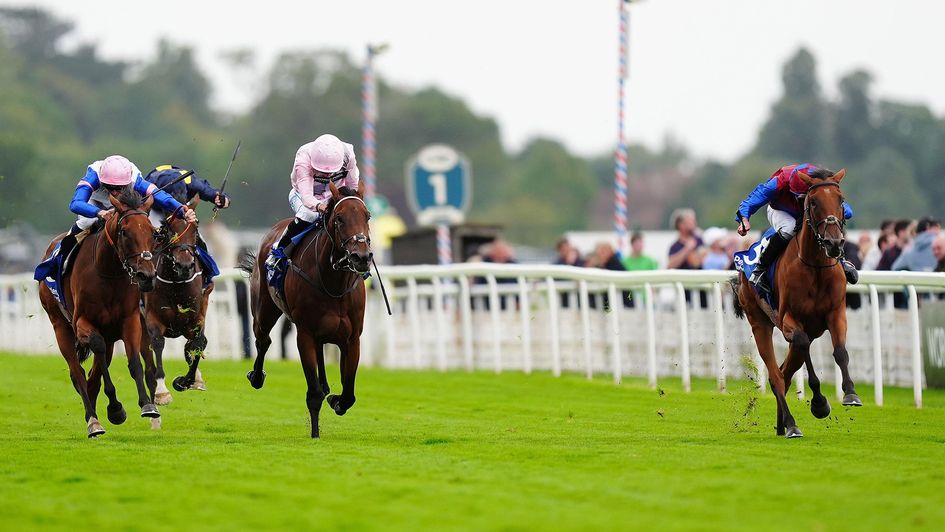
[3,266,943,408]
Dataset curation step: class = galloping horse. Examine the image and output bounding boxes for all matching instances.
[38,189,162,438]
[142,207,212,405]
[241,183,372,438]
[732,169,861,438]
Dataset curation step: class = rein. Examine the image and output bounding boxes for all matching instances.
[798,181,845,268]
[101,209,154,281]
[155,212,201,284]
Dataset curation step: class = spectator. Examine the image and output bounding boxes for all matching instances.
[933,234,945,273]
[554,238,584,267]
[864,233,896,271]
[892,216,941,272]
[843,238,864,309]
[702,227,731,270]
[879,219,895,238]
[622,232,658,271]
[586,242,631,309]
[667,208,704,269]
[877,219,913,270]
[477,238,517,310]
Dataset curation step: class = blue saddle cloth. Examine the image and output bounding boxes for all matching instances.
[733,227,779,307]
[265,222,320,292]
[34,241,68,307]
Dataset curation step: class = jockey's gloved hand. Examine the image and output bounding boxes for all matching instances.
[183,207,198,224]
[214,193,230,209]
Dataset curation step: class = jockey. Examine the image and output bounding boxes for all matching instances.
[144,165,230,285]
[53,155,197,264]
[264,134,360,276]
[735,163,857,292]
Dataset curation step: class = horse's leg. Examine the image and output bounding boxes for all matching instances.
[327,337,360,416]
[780,318,829,420]
[101,343,128,425]
[174,332,208,392]
[247,290,281,390]
[74,317,106,437]
[828,309,861,406]
[122,315,160,419]
[316,342,330,396]
[297,329,325,438]
[146,318,172,405]
[751,321,799,437]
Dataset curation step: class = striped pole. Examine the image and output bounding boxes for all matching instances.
[436,224,452,265]
[362,45,379,200]
[614,0,630,256]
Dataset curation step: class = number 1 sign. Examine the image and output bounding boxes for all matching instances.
[405,144,471,226]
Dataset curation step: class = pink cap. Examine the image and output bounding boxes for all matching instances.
[99,155,135,186]
[309,134,345,174]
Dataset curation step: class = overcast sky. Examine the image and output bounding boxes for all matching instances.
[4,0,943,161]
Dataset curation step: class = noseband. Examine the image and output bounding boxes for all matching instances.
[803,181,846,263]
[325,196,371,274]
[104,210,155,281]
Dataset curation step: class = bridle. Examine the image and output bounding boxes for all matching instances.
[103,209,155,281]
[154,210,200,284]
[324,195,371,275]
[801,181,846,266]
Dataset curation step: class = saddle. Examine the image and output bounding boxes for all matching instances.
[34,224,100,317]
[733,227,781,308]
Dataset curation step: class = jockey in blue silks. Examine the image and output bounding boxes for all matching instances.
[36,155,196,276]
[144,165,230,286]
[735,163,858,292]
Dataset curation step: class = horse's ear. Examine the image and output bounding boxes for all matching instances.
[108,194,125,212]
[142,195,154,212]
[188,197,200,209]
[328,181,341,200]
[831,168,846,184]
[796,171,814,187]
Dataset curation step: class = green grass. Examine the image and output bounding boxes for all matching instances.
[1,353,944,531]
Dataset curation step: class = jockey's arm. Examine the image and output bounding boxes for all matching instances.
[188,175,226,204]
[735,177,777,223]
[69,168,103,219]
[134,175,187,219]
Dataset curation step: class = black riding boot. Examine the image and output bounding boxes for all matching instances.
[265,218,315,270]
[841,259,859,285]
[749,231,791,292]
[56,224,83,260]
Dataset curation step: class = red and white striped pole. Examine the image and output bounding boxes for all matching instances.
[436,224,452,265]
[614,0,631,256]
[362,44,387,201]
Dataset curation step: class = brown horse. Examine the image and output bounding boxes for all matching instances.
[38,189,162,438]
[241,183,372,438]
[733,169,861,438]
[142,208,212,405]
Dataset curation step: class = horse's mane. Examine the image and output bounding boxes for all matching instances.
[116,186,145,209]
[807,167,835,181]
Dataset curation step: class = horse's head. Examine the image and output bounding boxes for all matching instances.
[107,188,158,291]
[156,201,199,282]
[326,182,373,274]
[798,168,847,259]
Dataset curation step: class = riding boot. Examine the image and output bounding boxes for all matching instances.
[265,218,314,271]
[56,224,83,261]
[841,259,859,285]
[749,231,791,292]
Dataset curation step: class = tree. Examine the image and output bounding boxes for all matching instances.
[833,70,876,161]
[755,48,828,162]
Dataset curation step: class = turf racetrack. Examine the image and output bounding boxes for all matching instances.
[1,353,944,530]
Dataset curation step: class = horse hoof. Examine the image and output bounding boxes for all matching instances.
[150,417,162,430]
[87,418,106,438]
[810,397,831,419]
[190,379,207,391]
[842,394,863,407]
[247,370,266,389]
[154,392,173,406]
[785,426,803,439]
[326,394,347,416]
[140,403,161,418]
[172,376,192,392]
[107,402,127,425]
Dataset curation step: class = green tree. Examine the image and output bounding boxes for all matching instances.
[833,70,876,161]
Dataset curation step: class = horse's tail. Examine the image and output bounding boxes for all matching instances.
[238,251,257,276]
[729,275,745,320]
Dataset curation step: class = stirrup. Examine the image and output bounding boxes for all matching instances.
[750,269,770,292]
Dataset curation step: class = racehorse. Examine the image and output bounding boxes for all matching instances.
[142,206,212,405]
[732,168,861,438]
[241,182,372,438]
[38,189,162,438]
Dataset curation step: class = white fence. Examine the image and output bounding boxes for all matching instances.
[2,266,944,407]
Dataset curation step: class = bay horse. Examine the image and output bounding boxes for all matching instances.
[142,206,212,405]
[38,189,162,438]
[241,182,372,438]
[732,168,861,438]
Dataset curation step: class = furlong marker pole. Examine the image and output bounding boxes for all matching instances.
[613,0,630,255]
